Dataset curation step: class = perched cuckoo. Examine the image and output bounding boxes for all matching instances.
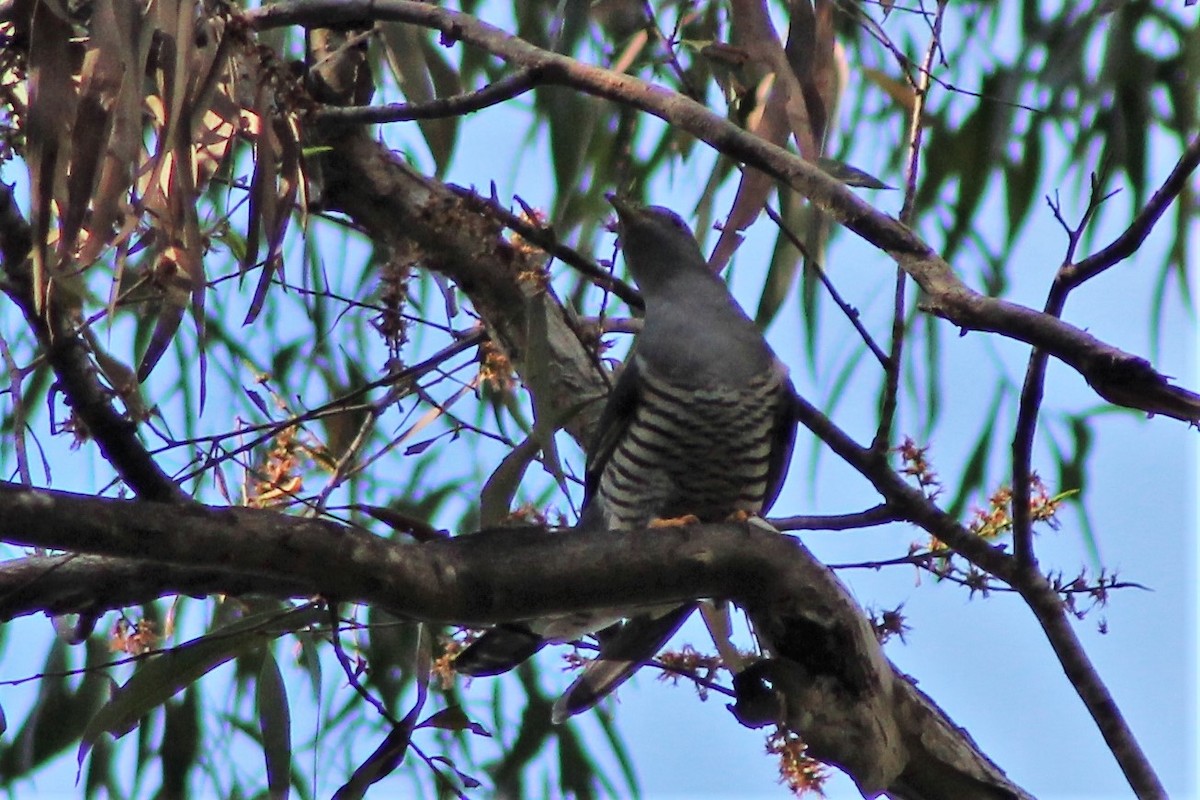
[455,195,798,722]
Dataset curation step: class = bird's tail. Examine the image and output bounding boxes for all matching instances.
[453,624,547,677]
[551,603,696,724]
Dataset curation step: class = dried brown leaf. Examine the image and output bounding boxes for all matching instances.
[25,1,76,313]
[136,246,193,382]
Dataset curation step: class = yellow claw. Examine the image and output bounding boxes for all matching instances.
[649,514,701,528]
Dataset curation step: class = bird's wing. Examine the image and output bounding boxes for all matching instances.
[458,356,648,677]
[453,624,546,677]
[761,369,800,515]
[580,353,643,511]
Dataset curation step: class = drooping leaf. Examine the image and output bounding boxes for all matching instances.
[0,637,108,781]
[479,433,542,527]
[1004,123,1043,245]
[416,706,491,737]
[815,157,893,189]
[78,604,324,764]
[754,192,804,328]
[946,383,1008,521]
[257,650,292,800]
[158,686,200,798]
[379,23,461,176]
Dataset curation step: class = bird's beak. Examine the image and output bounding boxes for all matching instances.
[606,192,637,222]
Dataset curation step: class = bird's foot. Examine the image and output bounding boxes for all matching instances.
[649,514,701,528]
[725,510,778,533]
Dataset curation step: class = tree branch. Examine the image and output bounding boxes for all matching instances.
[1060,133,1200,289]
[0,481,1030,800]
[787,391,1168,798]
[283,108,1159,789]
[771,504,899,531]
[449,187,643,310]
[316,68,539,124]
[873,0,943,457]
[300,32,611,448]
[0,553,313,620]
[248,0,1200,423]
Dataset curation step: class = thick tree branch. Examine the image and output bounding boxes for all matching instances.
[0,553,313,620]
[0,481,1030,800]
[248,0,1200,423]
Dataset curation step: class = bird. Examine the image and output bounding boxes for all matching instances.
[454,194,798,722]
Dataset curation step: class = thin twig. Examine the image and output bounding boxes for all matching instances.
[639,0,699,99]
[170,329,485,484]
[329,605,400,724]
[449,185,643,308]
[1060,133,1200,289]
[770,504,899,531]
[872,0,944,455]
[0,333,31,485]
[1012,173,1128,568]
[761,203,889,367]
[316,68,540,124]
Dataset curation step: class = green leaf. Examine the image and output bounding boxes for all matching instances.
[82,731,115,800]
[941,92,998,263]
[555,719,600,800]
[378,23,460,176]
[815,157,893,189]
[479,434,542,528]
[1057,414,1101,566]
[296,632,324,704]
[159,687,200,798]
[1,637,108,781]
[78,605,324,765]
[419,32,465,173]
[754,192,804,329]
[416,706,491,737]
[537,87,597,211]
[364,607,419,713]
[592,707,640,798]
[1004,123,1042,243]
[946,383,1007,521]
[257,650,292,800]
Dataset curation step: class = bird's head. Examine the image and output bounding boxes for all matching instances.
[607,194,709,296]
